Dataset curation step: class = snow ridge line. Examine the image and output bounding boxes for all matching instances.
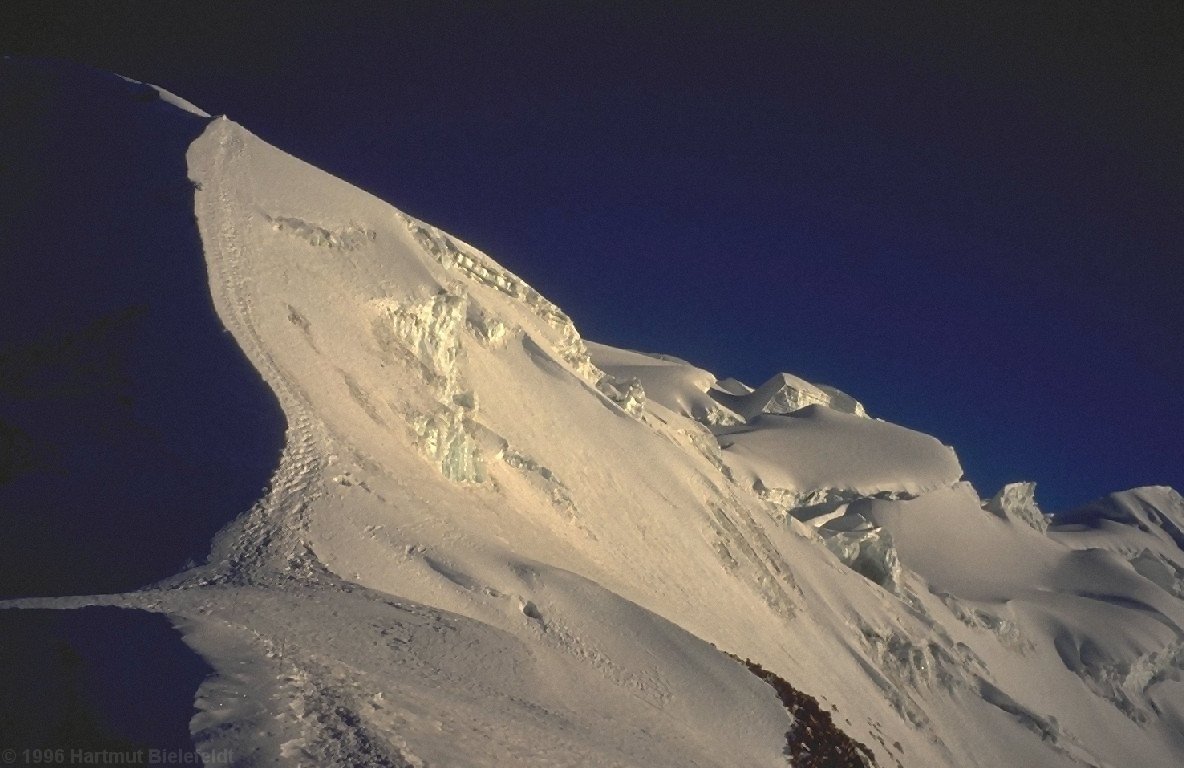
[189,119,327,585]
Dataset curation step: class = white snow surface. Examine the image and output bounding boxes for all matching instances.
[116,73,212,117]
[4,66,1184,767]
[724,372,868,421]
[717,407,963,502]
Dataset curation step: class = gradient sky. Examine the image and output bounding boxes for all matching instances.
[4,2,1181,511]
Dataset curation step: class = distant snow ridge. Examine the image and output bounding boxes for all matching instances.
[718,371,868,421]
[1051,486,1184,601]
[1054,486,1184,549]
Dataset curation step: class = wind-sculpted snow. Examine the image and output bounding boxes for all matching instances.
[717,371,868,421]
[716,406,963,500]
[4,61,1184,768]
[1053,486,1184,552]
[588,343,740,425]
[1050,488,1184,603]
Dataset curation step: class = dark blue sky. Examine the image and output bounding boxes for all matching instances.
[5,2,1181,510]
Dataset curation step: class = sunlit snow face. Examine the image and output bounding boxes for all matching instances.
[4,54,1184,768]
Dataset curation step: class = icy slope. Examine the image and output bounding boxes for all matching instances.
[3,62,1184,768]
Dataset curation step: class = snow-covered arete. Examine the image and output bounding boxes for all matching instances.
[3,62,1184,768]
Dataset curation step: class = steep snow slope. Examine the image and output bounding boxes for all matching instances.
[3,62,1184,767]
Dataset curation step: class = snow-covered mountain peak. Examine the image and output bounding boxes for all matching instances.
[3,61,1184,768]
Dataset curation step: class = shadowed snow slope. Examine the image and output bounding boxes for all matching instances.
[2,61,1183,767]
